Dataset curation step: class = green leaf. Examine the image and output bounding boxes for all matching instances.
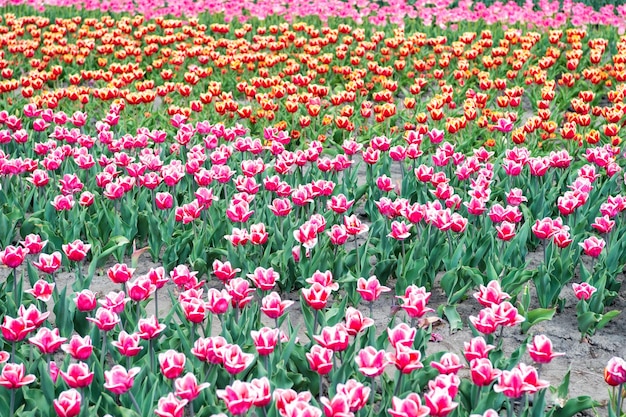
[550,396,596,417]
[443,304,463,332]
[520,308,556,334]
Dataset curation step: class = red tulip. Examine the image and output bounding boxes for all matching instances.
[53,389,82,417]
[579,236,605,257]
[107,263,135,284]
[493,301,525,327]
[424,386,459,417]
[397,285,434,318]
[20,234,47,254]
[174,372,210,402]
[605,357,626,386]
[473,280,510,307]
[463,337,495,363]
[250,377,272,407]
[306,345,333,375]
[0,363,36,389]
[431,353,463,375]
[154,393,188,417]
[60,362,94,389]
[104,365,140,395]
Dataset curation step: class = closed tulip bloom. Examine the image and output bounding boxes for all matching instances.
[336,379,370,412]
[60,362,94,389]
[470,358,501,386]
[527,335,564,364]
[344,307,374,336]
[191,336,227,364]
[74,290,97,312]
[327,224,349,246]
[217,380,256,416]
[356,276,390,303]
[159,349,186,379]
[604,357,626,386]
[0,363,36,389]
[306,345,333,375]
[126,275,155,302]
[61,335,93,361]
[261,292,294,319]
[53,389,82,417]
[388,221,412,240]
[355,346,388,377]
[180,297,207,324]
[226,278,255,308]
[397,285,434,318]
[251,327,280,356]
[387,323,416,348]
[495,221,516,241]
[463,336,496,363]
[320,394,351,417]
[111,331,143,357]
[62,240,90,262]
[388,392,430,417]
[154,393,188,417]
[107,263,135,284]
[469,307,499,335]
[206,288,232,315]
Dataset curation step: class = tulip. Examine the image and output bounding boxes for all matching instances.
[29,327,67,355]
[222,343,255,375]
[397,285,434,319]
[159,349,186,379]
[424,386,459,417]
[248,267,279,291]
[355,346,388,377]
[313,324,349,352]
[388,392,430,417]
[251,327,280,356]
[572,282,597,301]
[579,236,605,258]
[103,365,140,395]
[25,279,55,302]
[473,280,510,307]
[111,331,143,357]
[60,362,94,389]
[431,353,464,375]
[261,292,294,320]
[74,289,97,312]
[605,357,626,386]
[154,393,188,417]
[217,380,256,416]
[344,307,374,336]
[527,335,565,364]
[174,372,210,402]
[470,358,501,386]
[32,251,62,275]
[53,389,82,417]
[62,240,90,262]
[306,345,333,375]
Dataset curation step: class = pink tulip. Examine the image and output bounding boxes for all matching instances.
[388,392,429,417]
[60,362,94,389]
[572,282,597,301]
[53,389,82,417]
[355,346,388,377]
[579,236,605,257]
[306,345,333,375]
[605,357,626,386]
[174,372,210,402]
[25,279,55,302]
[527,335,565,364]
[61,335,93,361]
[217,380,256,416]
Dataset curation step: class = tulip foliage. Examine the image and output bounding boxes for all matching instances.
[1,1,626,417]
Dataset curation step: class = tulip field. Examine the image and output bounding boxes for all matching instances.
[3,0,626,416]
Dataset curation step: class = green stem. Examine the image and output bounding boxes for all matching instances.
[9,388,15,417]
[393,372,404,397]
[617,383,623,417]
[127,391,141,414]
[100,332,107,366]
